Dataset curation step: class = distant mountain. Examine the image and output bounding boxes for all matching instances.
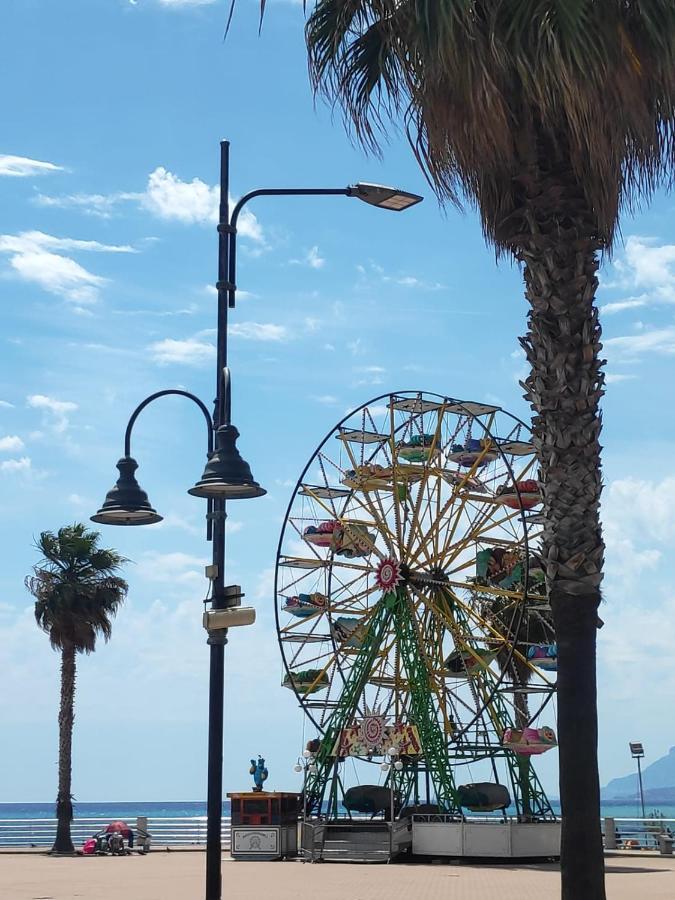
[602,746,675,800]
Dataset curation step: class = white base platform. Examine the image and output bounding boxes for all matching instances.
[412,819,561,859]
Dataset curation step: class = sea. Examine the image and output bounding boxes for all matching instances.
[2,800,675,821]
[0,801,230,820]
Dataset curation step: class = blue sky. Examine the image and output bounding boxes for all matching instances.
[2,0,675,803]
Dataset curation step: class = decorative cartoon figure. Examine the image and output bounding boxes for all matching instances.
[249,756,269,792]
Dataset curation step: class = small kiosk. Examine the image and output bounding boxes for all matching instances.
[227,792,302,860]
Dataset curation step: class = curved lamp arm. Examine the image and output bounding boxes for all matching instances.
[227,187,350,310]
[124,389,214,457]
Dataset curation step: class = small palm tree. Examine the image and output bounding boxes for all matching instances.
[26,524,128,853]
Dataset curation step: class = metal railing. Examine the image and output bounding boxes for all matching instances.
[602,817,675,853]
[0,816,231,849]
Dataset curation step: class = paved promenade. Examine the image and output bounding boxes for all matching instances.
[2,852,675,900]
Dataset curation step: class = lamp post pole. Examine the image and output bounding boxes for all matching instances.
[637,755,645,819]
[629,742,646,822]
[204,141,232,900]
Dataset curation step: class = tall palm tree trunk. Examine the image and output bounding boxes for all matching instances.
[518,151,606,899]
[52,644,76,853]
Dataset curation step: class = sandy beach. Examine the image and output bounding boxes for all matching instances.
[2,852,675,900]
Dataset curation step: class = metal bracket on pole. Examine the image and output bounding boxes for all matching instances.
[222,367,232,426]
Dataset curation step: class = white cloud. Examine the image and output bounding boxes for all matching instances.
[357,260,443,291]
[36,169,263,242]
[605,327,675,359]
[0,232,135,256]
[149,337,215,366]
[0,456,31,473]
[353,364,386,385]
[291,246,325,269]
[0,401,14,409]
[600,297,647,315]
[229,322,288,341]
[141,166,218,224]
[0,231,135,305]
[254,566,275,602]
[35,192,121,219]
[311,394,339,405]
[153,512,203,537]
[0,155,63,177]
[605,236,675,305]
[142,168,263,240]
[598,588,675,705]
[135,551,208,587]
[604,476,675,548]
[11,251,105,304]
[0,435,24,452]
[26,394,78,433]
[605,373,637,384]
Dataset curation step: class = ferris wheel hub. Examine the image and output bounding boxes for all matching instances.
[408,566,450,587]
[375,557,403,591]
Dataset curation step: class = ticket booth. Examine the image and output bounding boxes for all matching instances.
[227,792,302,860]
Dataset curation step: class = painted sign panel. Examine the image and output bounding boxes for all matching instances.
[232,827,279,854]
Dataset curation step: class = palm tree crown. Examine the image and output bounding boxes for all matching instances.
[28,523,128,653]
[306,0,675,249]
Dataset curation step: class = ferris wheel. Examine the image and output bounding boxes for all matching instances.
[274,392,557,821]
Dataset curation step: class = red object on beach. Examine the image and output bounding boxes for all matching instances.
[82,838,97,855]
[106,821,131,837]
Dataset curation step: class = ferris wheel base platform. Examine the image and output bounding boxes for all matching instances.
[411,818,561,859]
[301,819,412,862]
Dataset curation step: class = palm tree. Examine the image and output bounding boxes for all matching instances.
[26,524,128,853]
[277,5,675,895]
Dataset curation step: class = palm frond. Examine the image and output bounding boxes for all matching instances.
[27,524,128,654]
[300,0,675,249]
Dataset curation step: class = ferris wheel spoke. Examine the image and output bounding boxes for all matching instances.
[404,586,468,737]
[401,410,446,559]
[444,506,526,566]
[440,493,511,560]
[405,464,446,568]
[327,564,375,601]
[278,566,327,595]
[405,488,459,569]
[337,437,402,554]
[344,486,399,553]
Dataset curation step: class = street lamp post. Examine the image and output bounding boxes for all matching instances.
[91,140,422,900]
[630,742,646,819]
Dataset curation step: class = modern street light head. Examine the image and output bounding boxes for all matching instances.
[630,742,645,758]
[188,424,266,500]
[91,456,163,526]
[348,182,423,211]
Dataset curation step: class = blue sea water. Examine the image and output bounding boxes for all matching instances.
[2,800,675,821]
[0,801,229,820]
